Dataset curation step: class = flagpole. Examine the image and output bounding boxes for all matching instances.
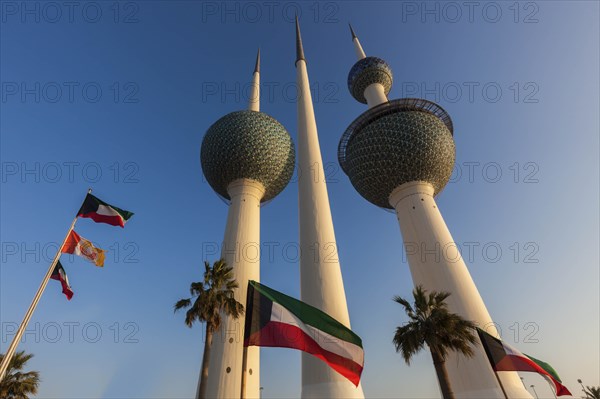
[0,189,91,383]
[493,372,509,399]
[240,283,253,399]
[240,346,248,399]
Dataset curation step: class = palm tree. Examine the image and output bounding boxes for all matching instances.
[392,285,477,399]
[174,258,244,399]
[0,351,40,399]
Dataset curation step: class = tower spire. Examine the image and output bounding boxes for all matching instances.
[349,23,366,60]
[349,23,357,40]
[248,48,260,111]
[295,15,306,65]
[254,47,260,73]
[295,21,364,399]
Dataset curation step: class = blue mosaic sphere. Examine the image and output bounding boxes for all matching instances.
[348,57,393,104]
[339,100,455,208]
[201,110,295,202]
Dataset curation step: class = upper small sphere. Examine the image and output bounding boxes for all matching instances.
[348,57,393,104]
[339,101,455,208]
[201,110,295,202]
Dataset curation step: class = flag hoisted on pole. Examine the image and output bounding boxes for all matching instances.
[50,261,74,300]
[0,189,90,383]
[61,230,106,267]
[0,189,133,384]
[241,280,364,393]
[77,193,134,227]
[477,328,572,397]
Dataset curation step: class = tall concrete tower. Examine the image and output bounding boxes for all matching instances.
[338,26,532,399]
[200,51,295,399]
[295,18,365,399]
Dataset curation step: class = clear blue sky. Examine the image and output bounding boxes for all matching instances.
[1,1,598,398]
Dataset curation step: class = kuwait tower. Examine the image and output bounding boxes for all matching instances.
[295,18,365,399]
[200,51,295,398]
[337,26,532,398]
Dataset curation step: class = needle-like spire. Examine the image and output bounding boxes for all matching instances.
[349,23,357,40]
[254,47,260,74]
[294,17,365,399]
[295,15,306,66]
[349,23,366,60]
[248,49,260,111]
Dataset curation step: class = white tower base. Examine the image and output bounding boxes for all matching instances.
[389,181,532,399]
[205,178,264,399]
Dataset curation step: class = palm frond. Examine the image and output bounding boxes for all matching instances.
[393,295,414,316]
[0,351,40,398]
[174,298,192,312]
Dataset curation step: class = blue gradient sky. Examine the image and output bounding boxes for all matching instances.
[1,1,598,398]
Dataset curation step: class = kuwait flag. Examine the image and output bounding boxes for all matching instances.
[50,261,74,300]
[77,193,133,228]
[477,328,572,396]
[61,230,106,267]
[244,281,364,386]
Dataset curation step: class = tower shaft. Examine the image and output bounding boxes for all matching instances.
[389,182,530,398]
[364,84,388,108]
[341,26,531,399]
[296,19,364,399]
[205,178,264,399]
[201,48,294,399]
[248,72,259,112]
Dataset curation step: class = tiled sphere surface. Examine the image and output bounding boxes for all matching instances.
[201,110,296,202]
[343,111,455,208]
[348,57,393,104]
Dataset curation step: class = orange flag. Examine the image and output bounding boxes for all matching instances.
[61,230,106,267]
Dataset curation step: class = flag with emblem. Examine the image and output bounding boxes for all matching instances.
[61,230,106,267]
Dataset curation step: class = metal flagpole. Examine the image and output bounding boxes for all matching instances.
[477,329,509,399]
[493,372,509,399]
[0,189,91,383]
[240,346,248,399]
[240,282,254,399]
